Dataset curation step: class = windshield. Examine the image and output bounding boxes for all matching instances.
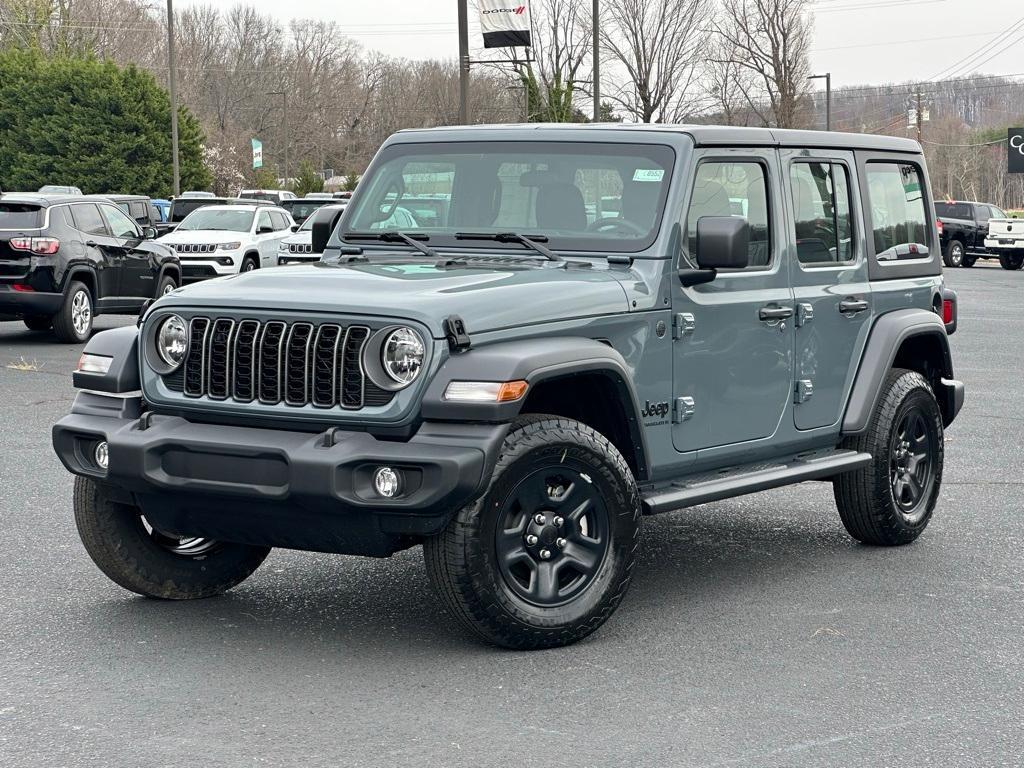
[0,203,44,228]
[240,191,280,203]
[342,141,675,253]
[177,209,254,232]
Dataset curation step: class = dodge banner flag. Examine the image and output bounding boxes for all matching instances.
[478,0,532,48]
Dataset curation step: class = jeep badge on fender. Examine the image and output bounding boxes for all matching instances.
[52,124,963,650]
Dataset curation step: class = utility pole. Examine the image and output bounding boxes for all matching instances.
[592,0,600,122]
[458,0,471,124]
[268,90,289,184]
[915,87,924,144]
[166,0,180,196]
[808,73,831,131]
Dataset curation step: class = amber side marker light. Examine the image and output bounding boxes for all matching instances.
[444,380,529,403]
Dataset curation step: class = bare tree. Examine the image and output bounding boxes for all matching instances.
[716,0,813,129]
[600,0,710,123]
[703,34,755,126]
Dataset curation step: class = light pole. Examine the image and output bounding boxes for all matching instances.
[458,0,470,124]
[808,73,831,131]
[268,90,288,184]
[166,0,180,196]
[592,0,600,122]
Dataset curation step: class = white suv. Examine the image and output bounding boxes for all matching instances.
[238,189,297,205]
[156,204,296,280]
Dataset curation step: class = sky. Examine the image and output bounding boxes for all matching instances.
[178,0,1024,89]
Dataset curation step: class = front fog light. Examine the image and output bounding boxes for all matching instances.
[373,466,402,498]
[94,441,109,470]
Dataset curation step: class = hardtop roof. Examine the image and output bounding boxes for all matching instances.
[393,123,921,153]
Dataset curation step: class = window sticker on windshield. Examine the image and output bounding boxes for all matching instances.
[633,169,664,182]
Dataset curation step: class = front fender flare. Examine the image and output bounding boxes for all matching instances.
[72,325,141,394]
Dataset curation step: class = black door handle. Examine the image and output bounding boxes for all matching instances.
[839,298,870,314]
[759,305,794,321]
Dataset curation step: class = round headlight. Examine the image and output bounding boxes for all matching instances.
[156,315,188,369]
[381,327,424,386]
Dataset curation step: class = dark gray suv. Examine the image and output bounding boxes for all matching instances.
[53,125,963,649]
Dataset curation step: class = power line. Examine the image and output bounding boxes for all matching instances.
[929,15,1024,81]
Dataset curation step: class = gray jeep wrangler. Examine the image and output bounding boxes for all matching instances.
[53,125,964,649]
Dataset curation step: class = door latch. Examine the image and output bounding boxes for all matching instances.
[672,312,696,340]
[795,303,814,327]
[794,379,814,404]
[673,396,696,423]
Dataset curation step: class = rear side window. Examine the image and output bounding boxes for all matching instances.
[70,204,108,236]
[129,201,148,221]
[270,211,289,230]
[684,160,771,269]
[0,203,44,228]
[790,162,854,265]
[866,163,929,261]
[974,204,991,223]
[933,202,971,220]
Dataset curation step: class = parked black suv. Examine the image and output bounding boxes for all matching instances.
[0,194,180,342]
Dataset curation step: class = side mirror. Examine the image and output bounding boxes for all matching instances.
[311,206,346,254]
[678,217,749,287]
[290,224,299,232]
[257,225,273,234]
[142,226,158,239]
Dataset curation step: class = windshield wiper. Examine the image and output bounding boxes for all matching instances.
[455,232,562,262]
[344,230,438,258]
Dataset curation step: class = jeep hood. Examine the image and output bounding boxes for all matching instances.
[164,261,631,337]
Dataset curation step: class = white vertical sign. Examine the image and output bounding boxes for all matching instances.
[478,0,532,48]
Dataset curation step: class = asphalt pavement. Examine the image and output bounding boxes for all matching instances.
[1,265,1022,767]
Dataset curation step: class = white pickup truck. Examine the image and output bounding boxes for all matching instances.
[984,216,1024,270]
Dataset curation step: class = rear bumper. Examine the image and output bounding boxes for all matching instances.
[984,238,1024,251]
[52,397,508,556]
[0,285,63,316]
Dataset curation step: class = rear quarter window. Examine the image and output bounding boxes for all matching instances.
[0,204,44,228]
[866,162,929,261]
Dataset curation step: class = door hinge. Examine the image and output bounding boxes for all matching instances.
[672,312,696,340]
[673,396,696,423]
[794,379,814,404]
[796,302,814,327]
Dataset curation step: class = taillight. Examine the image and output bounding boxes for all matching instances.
[942,299,954,324]
[12,284,35,292]
[8,236,59,255]
[936,219,943,235]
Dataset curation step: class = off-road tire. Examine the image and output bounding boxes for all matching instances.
[999,253,1024,270]
[833,369,943,546]
[73,476,270,599]
[424,415,641,649]
[155,274,177,297]
[23,315,52,331]
[240,255,259,273]
[943,239,964,268]
[52,280,93,343]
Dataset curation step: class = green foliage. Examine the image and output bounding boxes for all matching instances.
[520,68,585,123]
[343,171,360,192]
[290,160,323,197]
[250,166,279,189]
[0,49,209,196]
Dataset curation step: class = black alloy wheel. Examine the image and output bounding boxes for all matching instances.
[888,407,937,525]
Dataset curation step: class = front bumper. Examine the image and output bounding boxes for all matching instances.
[0,285,63,316]
[176,254,239,281]
[53,395,508,556]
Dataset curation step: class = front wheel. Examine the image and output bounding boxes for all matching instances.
[424,416,641,649]
[74,476,270,599]
[943,240,964,268]
[833,369,943,546]
[155,274,177,297]
[999,253,1024,270]
[240,255,259,273]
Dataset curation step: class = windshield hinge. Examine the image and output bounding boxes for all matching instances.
[444,315,472,353]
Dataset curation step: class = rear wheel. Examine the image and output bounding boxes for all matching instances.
[999,253,1024,270]
[424,415,641,649]
[833,369,943,546]
[943,240,964,268]
[52,280,93,343]
[74,476,270,599]
[23,315,52,331]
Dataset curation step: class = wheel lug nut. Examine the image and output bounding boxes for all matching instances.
[553,516,564,527]
[534,514,546,525]
[525,534,538,546]
[539,548,552,560]
[556,538,567,548]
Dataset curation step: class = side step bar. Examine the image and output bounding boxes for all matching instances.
[641,449,872,515]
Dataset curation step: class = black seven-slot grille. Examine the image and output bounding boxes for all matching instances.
[169,316,393,410]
